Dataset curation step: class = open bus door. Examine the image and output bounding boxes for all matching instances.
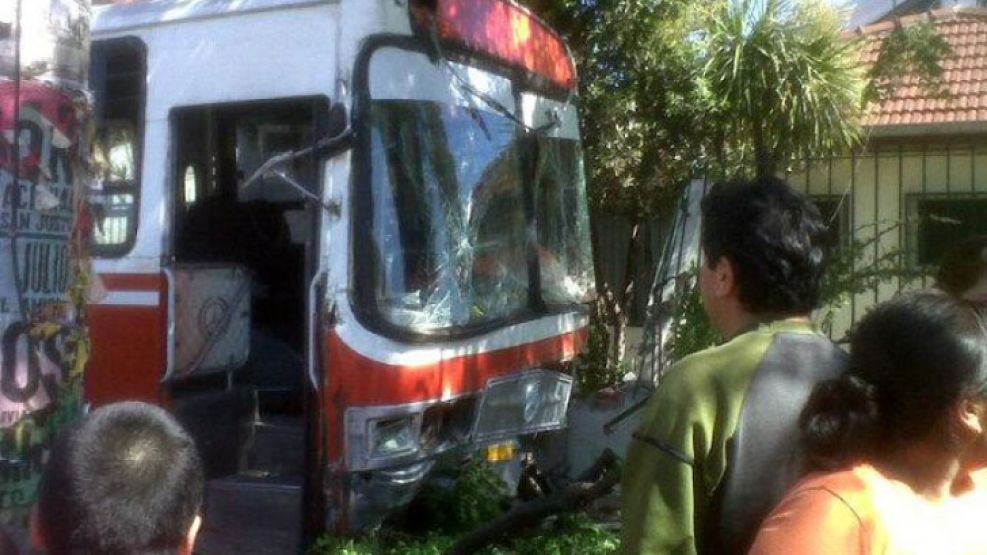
[158,97,348,554]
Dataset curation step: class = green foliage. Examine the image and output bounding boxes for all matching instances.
[308,516,618,555]
[501,515,619,555]
[413,462,511,534]
[527,0,952,203]
[702,0,867,177]
[308,464,618,554]
[816,222,928,340]
[525,0,877,208]
[663,267,720,365]
[309,532,454,555]
[572,308,624,396]
[867,22,952,103]
[526,0,707,218]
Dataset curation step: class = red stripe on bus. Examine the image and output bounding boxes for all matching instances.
[85,274,169,406]
[321,326,586,465]
[98,273,162,291]
[326,328,586,407]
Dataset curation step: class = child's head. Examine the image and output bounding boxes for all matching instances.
[35,402,204,555]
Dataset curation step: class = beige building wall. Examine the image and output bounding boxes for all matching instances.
[786,141,987,340]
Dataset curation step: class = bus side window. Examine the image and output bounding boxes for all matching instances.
[90,38,146,256]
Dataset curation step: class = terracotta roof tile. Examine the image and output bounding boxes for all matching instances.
[859,7,987,128]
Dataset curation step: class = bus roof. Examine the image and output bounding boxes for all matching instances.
[93,0,336,35]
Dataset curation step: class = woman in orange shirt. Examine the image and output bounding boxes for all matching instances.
[749,291,987,555]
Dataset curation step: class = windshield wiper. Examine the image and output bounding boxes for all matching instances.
[240,126,353,215]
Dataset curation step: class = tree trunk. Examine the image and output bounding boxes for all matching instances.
[0,0,92,531]
[603,222,640,374]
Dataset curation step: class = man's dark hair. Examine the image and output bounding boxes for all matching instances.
[37,402,204,555]
[701,176,829,315]
[937,235,987,298]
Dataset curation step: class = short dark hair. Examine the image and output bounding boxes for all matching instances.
[701,176,828,315]
[937,235,987,298]
[801,291,987,470]
[37,402,204,555]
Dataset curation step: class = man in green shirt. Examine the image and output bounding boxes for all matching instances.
[621,176,847,555]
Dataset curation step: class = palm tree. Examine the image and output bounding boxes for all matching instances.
[702,0,868,178]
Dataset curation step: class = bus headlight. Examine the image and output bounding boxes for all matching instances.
[473,370,572,442]
[370,415,420,458]
[346,398,475,471]
[523,380,541,423]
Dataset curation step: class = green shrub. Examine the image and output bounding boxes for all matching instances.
[664,267,719,365]
[410,461,511,534]
[510,515,619,555]
[572,312,623,396]
[308,464,619,554]
[309,517,618,555]
[309,533,454,555]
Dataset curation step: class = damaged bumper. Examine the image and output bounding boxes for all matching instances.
[341,369,573,528]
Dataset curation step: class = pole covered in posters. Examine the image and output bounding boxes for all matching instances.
[0,0,92,532]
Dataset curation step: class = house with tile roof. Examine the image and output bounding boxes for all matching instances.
[858,7,987,131]
[781,6,987,338]
[849,0,981,28]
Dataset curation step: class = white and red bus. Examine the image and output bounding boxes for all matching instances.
[87,0,594,549]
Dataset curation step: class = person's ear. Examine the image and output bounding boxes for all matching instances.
[179,514,203,555]
[711,256,737,299]
[954,397,987,445]
[29,506,46,552]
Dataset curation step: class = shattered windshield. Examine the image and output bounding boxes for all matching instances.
[369,100,529,330]
[535,138,596,305]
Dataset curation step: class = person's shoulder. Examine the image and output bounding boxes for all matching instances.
[663,330,777,389]
[766,318,842,346]
[792,466,875,517]
[765,322,848,376]
[776,327,846,356]
[767,467,873,533]
[798,467,869,492]
[749,468,871,555]
[665,327,797,403]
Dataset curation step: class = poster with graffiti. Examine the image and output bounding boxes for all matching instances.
[0,0,90,530]
[0,79,88,528]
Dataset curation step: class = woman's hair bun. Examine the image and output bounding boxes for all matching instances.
[800,374,880,470]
